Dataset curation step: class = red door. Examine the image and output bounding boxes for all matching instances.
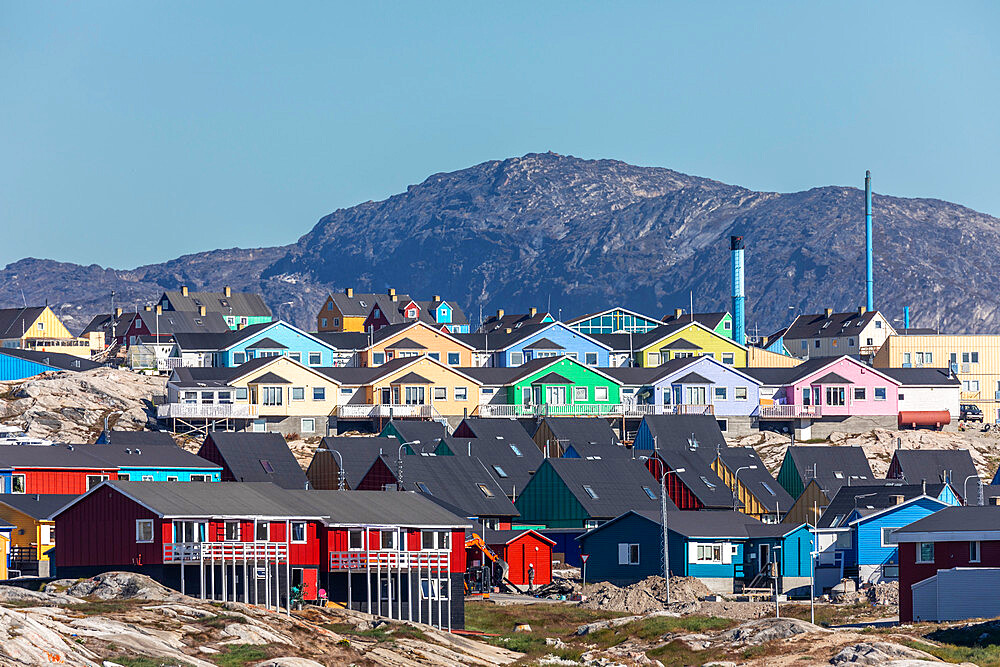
[302,569,318,600]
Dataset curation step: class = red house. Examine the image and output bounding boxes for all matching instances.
[481,529,554,588]
[642,450,738,511]
[894,505,1000,622]
[0,445,118,494]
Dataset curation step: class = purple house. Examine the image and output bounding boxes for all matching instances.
[748,356,902,439]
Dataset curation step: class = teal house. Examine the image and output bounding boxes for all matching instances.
[217,321,344,367]
[83,444,222,482]
[567,307,663,335]
[743,522,815,596]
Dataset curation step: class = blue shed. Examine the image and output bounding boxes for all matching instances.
[218,321,343,367]
[850,495,950,584]
[491,322,612,368]
[743,522,815,596]
[0,348,102,381]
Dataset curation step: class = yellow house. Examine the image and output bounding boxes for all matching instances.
[0,495,73,577]
[747,346,802,368]
[317,289,382,332]
[713,449,795,523]
[361,321,475,367]
[0,531,8,579]
[781,479,829,526]
[874,334,1000,422]
[0,306,92,358]
[636,321,748,368]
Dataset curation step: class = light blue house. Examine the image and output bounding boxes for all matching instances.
[0,348,102,382]
[216,321,343,368]
[648,356,760,418]
[488,322,613,368]
[850,495,950,584]
[743,523,815,596]
[82,444,222,482]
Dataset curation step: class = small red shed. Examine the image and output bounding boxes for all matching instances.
[483,529,555,587]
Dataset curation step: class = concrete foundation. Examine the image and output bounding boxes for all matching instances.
[717,415,754,437]
[808,415,898,439]
[779,575,812,597]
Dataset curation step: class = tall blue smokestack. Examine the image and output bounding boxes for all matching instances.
[904,306,910,329]
[731,235,745,346]
[865,170,874,312]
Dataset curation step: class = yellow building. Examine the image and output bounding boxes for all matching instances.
[0,532,8,579]
[873,334,1000,421]
[635,321,748,368]
[361,321,475,367]
[352,355,482,417]
[0,495,71,577]
[317,288,382,332]
[713,449,794,523]
[747,346,802,368]
[781,479,829,526]
[0,306,92,358]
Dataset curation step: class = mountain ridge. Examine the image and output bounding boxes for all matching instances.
[3,152,998,337]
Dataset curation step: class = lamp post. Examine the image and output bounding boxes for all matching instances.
[329,449,346,490]
[396,440,420,490]
[854,492,876,510]
[963,475,980,506]
[733,465,758,512]
[660,467,686,604]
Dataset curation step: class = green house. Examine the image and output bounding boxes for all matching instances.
[566,307,662,335]
[660,311,734,340]
[506,357,622,409]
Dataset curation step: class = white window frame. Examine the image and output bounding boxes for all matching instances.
[224,520,241,542]
[874,387,887,401]
[301,418,315,433]
[694,543,724,563]
[313,386,326,401]
[308,352,322,365]
[585,352,599,365]
[87,475,109,490]
[455,387,468,401]
[594,386,609,401]
[881,526,899,548]
[509,351,524,366]
[11,474,26,494]
[714,387,728,401]
[722,352,735,365]
[916,541,935,564]
[433,387,447,400]
[291,387,305,401]
[447,352,460,366]
[40,524,54,545]
[574,386,588,401]
[734,386,748,401]
[136,519,154,543]
[618,542,640,565]
[970,541,981,563]
[290,521,308,544]
[348,529,365,551]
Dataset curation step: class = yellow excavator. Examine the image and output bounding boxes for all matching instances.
[464,532,525,597]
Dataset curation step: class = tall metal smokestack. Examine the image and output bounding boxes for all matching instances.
[865,170,874,312]
[904,306,910,330]
[730,235,745,345]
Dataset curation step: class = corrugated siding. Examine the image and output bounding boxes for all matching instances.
[22,468,118,494]
[579,514,661,584]
[776,455,803,498]
[357,458,396,491]
[857,498,947,566]
[55,487,161,568]
[514,462,588,528]
[713,459,766,518]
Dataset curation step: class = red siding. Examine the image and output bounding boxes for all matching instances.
[899,539,1000,621]
[451,529,466,573]
[496,533,552,586]
[357,459,397,491]
[197,438,232,481]
[55,486,161,568]
[20,468,118,495]
[644,458,703,510]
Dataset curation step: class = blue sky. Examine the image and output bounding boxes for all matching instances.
[2,2,997,268]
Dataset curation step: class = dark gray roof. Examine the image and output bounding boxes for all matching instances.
[537,417,620,446]
[0,307,48,338]
[245,337,287,350]
[638,415,727,460]
[161,290,272,318]
[459,367,523,385]
[477,312,554,334]
[530,372,573,385]
[717,447,793,513]
[311,331,370,350]
[453,418,534,446]
[813,372,852,384]
[327,291,384,317]
[249,371,290,385]
[380,420,450,444]
[75,444,220,471]
[785,446,874,497]
[169,366,237,387]
[653,449,738,509]
[95,430,177,447]
[587,333,634,351]
[660,312,729,329]
[0,494,79,520]
[888,449,978,488]
[312,437,398,489]
[817,482,947,528]
[390,371,432,385]
[0,348,103,372]
[287,489,471,527]
[662,338,702,350]
[784,311,880,340]
[892,506,1000,536]
[385,336,427,350]
[388,454,520,519]
[201,433,308,490]
[663,511,761,539]
[880,368,960,386]
[439,436,543,498]
[630,320,696,349]
[0,444,118,469]
[171,332,232,351]
[674,371,712,384]
[602,356,704,386]
[541,458,669,519]
[564,442,632,461]
[524,338,565,350]
[481,528,554,546]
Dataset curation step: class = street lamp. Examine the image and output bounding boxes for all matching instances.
[733,465,758,512]
[328,449,346,490]
[660,467,686,605]
[854,492,876,510]
[963,475,981,506]
[396,440,421,490]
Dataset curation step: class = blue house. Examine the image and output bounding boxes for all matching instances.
[743,523,815,596]
[0,467,12,494]
[0,348,102,381]
[217,321,343,368]
[81,444,222,482]
[632,414,727,459]
[487,322,613,368]
[850,495,950,584]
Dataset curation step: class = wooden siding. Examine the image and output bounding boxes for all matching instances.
[747,346,801,368]
[508,357,621,406]
[0,504,55,561]
[17,468,118,495]
[782,480,829,526]
[639,324,748,368]
[497,533,552,586]
[363,323,473,367]
[579,513,661,585]
[713,459,767,518]
[776,454,804,499]
[514,461,589,528]
[855,498,948,568]
[366,357,480,417]
[55,487,161,568]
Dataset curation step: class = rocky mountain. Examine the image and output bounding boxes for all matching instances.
[4,152,999,335]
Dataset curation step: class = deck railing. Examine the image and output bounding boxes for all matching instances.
[334,404,442,419]
[476,403,708,418]
[163,541,288,563]
[328,549,450,571]
[157,403,256,419]
[758,404,822,419]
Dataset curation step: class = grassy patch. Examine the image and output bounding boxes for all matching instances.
[647,640,726,665]
[64,600,143,615]
[464,600,626,636]
[904,621,1000,666]
[905,639,1000,667]
[781,602,874,627]
[200,614,248,629]
[110,657,174,667]
[212,643,269,667]
[588,615,736,648]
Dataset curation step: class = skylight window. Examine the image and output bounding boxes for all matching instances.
[509,445,523,457]
[700,476,716,489]
[687,436,700,451]
[583,485,599,499]
[833,471,844,479]
[642,486,657,500]
[493,465,508,478]
[415,482,431,494]
[760,482,776,496]
[259,459,275,474]
[477,483,495,498]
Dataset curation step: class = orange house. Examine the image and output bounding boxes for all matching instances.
[360,321,475,368]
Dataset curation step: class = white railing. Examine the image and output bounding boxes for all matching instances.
[163,541,288,563]
[157,358,186,371]
[758,404,822,419]
[661,404,715,415]
[157,403,256,419]
[476,403,660,418]
[335,404,442,419]
[329,549,450,571]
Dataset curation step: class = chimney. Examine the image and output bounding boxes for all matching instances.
[904,306,910,329]
[890,494,904,505]
[824,308,833,319]
[730,235,746,345]
[181,286,189,297]
[156,305,162,315]
[674,308,683,319]
[391,294,398,303]
[199,306,206,316]
[433,295,441,303]
[387,288,396,297]
[865,170,874,312]
[505,328,513,334]
[115,308,122,317]
[346,287,354,298]
[224,286,232,297]
[922,479,927,495]
[858,306,867,316]
[497,309,505,319]
[529,307,537,317]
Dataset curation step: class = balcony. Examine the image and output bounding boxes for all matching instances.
[163,541,287,563]
[157,403,256,419]
[758,404,822,419]
[661,404,714,415]
[476,403,658,418]
[334,404,443,419]
[328,549,451,571]
[157,358,186,371]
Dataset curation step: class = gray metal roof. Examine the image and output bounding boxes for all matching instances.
[73,481,322,518]
[660,312,729,330]
[95,431,177,447]
[438,435,543,498]
[0,307,48,338]
[892,506,1000,536]
[74,444,220,471]
[311,331,370,350]
[201,432,309,489]
[287,489,471,527]
[879,368,960,386]
[312,437,398,489]
[783,310,881,341]
[540,458,668,519]
[653,449,739,509]
[0,348,103,372]
[0,444,118,469]
[388,454,520,519]
[785,446,874,497]
[717,447,793,513]
[380,420,450,444]
[888,449,978,489]
[638,414,727,460]
[817,482,948,528]
[160,290,272,318]
[0,494,79,520]
[453,418,534,446]
[536,417,620,446]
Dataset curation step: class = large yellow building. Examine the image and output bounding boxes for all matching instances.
[874,334,1000,421]
[0,306,92,358]
[635,321,748,368]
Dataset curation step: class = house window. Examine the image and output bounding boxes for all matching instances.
[420,579,450,600]
[183,391,198,404]
[510,351,524,366]
[875,320,882,329]
[256,522,269,541]
[11,474,25,493]
[190,474,210,482]
[477,483,494,498]
[722,352,734,365]
[301,418,315,433]
[509,444,523,457]
[428,352,440,361]
[815,340,821,348]
[291,522,307,543]
[595,386,609,401]
[695,544,723,563]
[37,321,44,331]
[313,387,325,400]
[801,341,808,351]
[714,387,728,401]
[119,473,130,480]
[40,524,54,545]
[380,530,396,550]
[723,320,732,330]
[848,338,855,347]
[574,387,588,401]
[218,391,232,404]
[917,542,935,563]
[970,541,981,563]
[291,387,305,401]
[583,485,599,499]
[262,386,283,405]
[404,386,426,405]
[881,526,899,547]
[585,520,600,529]
[308,352,322,365]
[455,387,468,401]
[618,543,640,565]
[854,387,867,400]
[340,387,353,397]
[825,386,845,406]
[407,308,417,318]
[647,352,660,366]
[734,387,748,401]
[963,380,980,392]
[87,475,109,490]
[141,475,154,481]
[236,387,248,401]
[874,387,887,400]
[585,352,598,365]
[447,352,460,365]
[716,419,728,432]
[433,387,447,400]
[233,352,246,365]
[641,486,656,500]
[136,520,154,543]
[289,351,302,363]
[373,352,385,365]
[260,459,275,474]
[348,529,364,550]
[321,318,328,328]
[224,521,241,541]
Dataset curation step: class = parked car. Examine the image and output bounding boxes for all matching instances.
[960,404,984,422]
